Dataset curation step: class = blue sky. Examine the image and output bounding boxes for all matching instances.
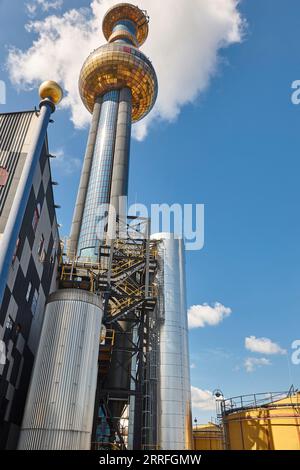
[1,0,300,423]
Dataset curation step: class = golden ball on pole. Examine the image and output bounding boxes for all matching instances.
[39,80,63,105]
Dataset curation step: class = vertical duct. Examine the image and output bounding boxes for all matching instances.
[103,89,133,432]
[152,233,193,450]
[68,96,102,258]
[107,87,132,238]
[77,90,120,259]
[110,87,132,209]
[18,289,103,450]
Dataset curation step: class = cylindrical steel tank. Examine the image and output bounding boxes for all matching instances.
[151,233,193,450]
[222,391,300,450]
[193,424,224,450]
[18,289,103,450]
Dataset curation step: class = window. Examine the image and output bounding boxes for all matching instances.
[26,282,32,302]
[32,203,41,232]
[38,235,45,261]
[31,289,39,316]
[0,167,8,187]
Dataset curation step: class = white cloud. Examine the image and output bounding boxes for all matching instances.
[190,363,197,369]
[26,0,63,17]
[245,336,287,355]
[244,357,271,373]
[8,0,245,140]
[51,147,81,175]
[26,4,38,16]
[188,302,232,329]
[191,386,216,411]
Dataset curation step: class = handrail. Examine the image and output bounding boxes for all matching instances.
[221,390,299,414]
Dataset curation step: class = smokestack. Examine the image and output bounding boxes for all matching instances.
[151,233,193,450]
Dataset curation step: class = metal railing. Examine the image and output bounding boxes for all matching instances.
[221,389,299,416]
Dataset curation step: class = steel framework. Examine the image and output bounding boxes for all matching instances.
[60,217,159,450]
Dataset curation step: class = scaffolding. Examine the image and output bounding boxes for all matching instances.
[59,216,159,450]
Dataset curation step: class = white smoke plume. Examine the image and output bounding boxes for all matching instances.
[7,0,245,140]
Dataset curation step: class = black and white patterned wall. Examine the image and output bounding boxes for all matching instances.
[0,111,60,449]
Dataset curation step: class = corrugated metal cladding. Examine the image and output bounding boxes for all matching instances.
[151,233,193,450]
[18,289,103,450]
[0,112,35,219]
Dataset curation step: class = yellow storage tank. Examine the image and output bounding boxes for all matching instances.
[193,423,224,450]
[221,390,300,450]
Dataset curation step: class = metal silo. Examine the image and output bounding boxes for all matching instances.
[18,289,103,450]
[221,390,300,450]
[151,233,193,450]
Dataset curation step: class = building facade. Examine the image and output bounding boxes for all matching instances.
[0,110,60,449]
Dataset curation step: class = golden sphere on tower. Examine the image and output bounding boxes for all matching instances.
[39,81,63,105]
[78,3,157,121]
[102,3,149,47]
[79,44,158,122]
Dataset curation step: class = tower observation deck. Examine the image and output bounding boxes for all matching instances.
[69,3,158,259]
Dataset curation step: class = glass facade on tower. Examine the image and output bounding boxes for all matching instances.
[71,2,158,260]
[77,90,121,258]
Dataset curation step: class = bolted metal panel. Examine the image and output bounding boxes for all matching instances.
[152,233,193,450]
[18,289,103,450]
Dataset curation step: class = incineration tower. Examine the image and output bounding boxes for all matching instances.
[16,3,192,450]
[68,2,158,258]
